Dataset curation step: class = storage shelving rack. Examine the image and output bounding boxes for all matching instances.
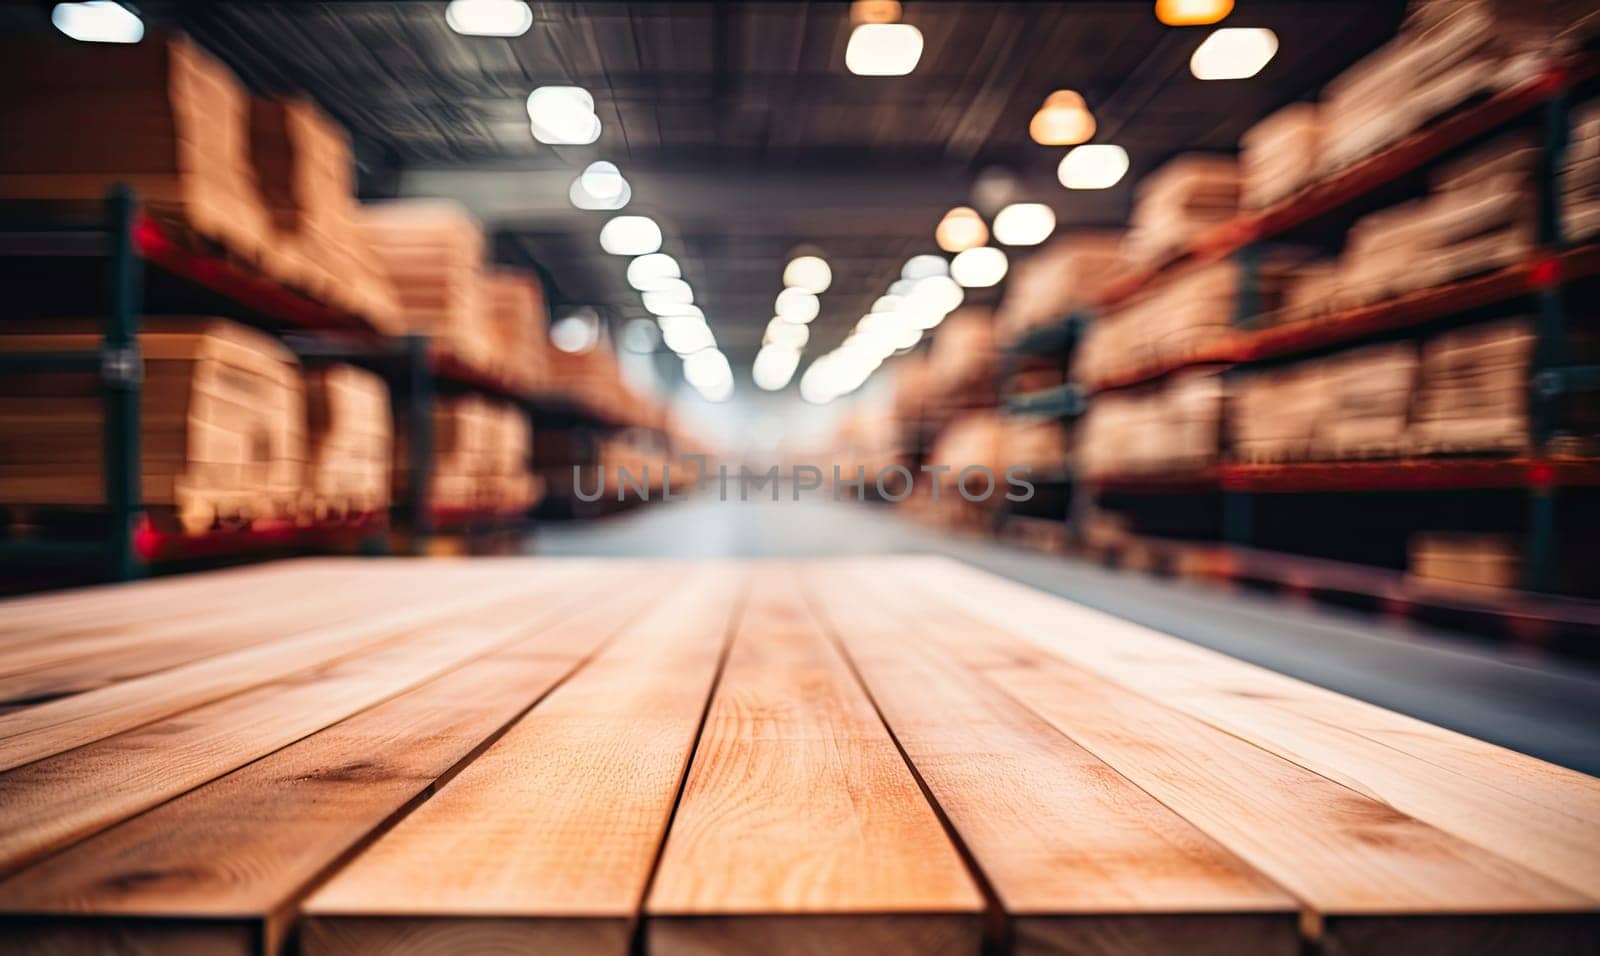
[0,186,595,580]
[1010,58,1600,629]
[996,311,1089,535]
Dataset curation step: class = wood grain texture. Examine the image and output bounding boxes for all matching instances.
[0,566,608,877]
[803,565,1299,955]
[0,566,667,955]
[300,568,747,954]
[0,562,593,771]
[890,557,1600,902]
[881,579,1597,949]
[645,569,983,953]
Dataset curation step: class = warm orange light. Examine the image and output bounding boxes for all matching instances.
[1155,0,1233,27]
[850,0,902,25]
[1029,90,1096,147]
[935,206,988,253]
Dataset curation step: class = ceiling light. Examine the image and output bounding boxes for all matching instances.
[753,346,802,391]
[1058,144,1129,189]
[51,2,143,43]
[951,246,1008,287]
[656,304,705,323]
[660,316,715,355]
[845,23,924,76]
[599,215,662,255]
[764,319,810,350]
[684,349,733,389]
[775,287,820,324]
[888,278,919,297]
[568,177,630,211]
[871,295,903,314]
[445,0,533,37]
[992,203,1056,246]
[527,86,601,145]
[1191,28,1278,80]
[850,0,903,25]
[579,161,624,200]
[910,274,964,317]
[935,206,988,253]
[626,253,680,291]
[1029,91,1096,146]
[901,254,949,280]
[1156,0,1234,27]
[550,309,600,354]
[782,255,832,294]
[642,281,694,316]
[800,358,840,404]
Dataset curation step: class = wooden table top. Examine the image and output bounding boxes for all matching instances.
[0,556,1594,955]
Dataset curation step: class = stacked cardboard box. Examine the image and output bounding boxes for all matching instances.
[302,364,391,519]
[484,269,549,390]
[1318,0,1555,174]
[0,34,271,262]
[1230,362,1329,463]
[1565,98,1600,244]
[1409,531,1521,591]
[1312,344,1420,459]
[1078,372,1223,478]
[994,234,1126,343]
[1240,103,1321,210]
[357,200,494,372]
[1124,155,1240,267]
[1407,318,1537,454]
[1001,417,1071,473]
[249,97,401,333]
[397,396,534,514]
[1335,133,1538,307]
[0,318,304,533]
[904,411,1004,531]
[1075,262,1240,387]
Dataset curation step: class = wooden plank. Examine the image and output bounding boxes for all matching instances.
[646,569,984,956]
[0,563,613,877]
[892,557,1600,905]
[0,562,596,771]
[802,565,1299,956]
[0,570,460,709]
[0,564,671,956]
[894,582,1595,951]
[300,568,748,955]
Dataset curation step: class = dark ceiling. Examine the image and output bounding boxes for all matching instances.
[3,0,1406,377]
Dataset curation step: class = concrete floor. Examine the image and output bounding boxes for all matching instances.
[531,497,1600,776]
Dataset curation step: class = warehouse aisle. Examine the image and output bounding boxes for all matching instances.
[532,498,1600,775]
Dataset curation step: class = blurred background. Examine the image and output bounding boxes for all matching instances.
[1,0,1599,753]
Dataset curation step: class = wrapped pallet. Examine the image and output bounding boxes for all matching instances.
[357,200,494,372]
[484,269,550,390]
[1318,0,1556,174]
[249,97,401,333]
[0,318,304,533]
[1124,155,1240,267]
[0,34,270,262]
[1410,531,1521,591]
[1311,343,1419,459]
[1075,261,1239,387]
[1407,319,1536,454]
[1079,372,1222,478]
[545,342,631,425]
[1230,363,1330,463]
[302,364,391,519]
[486,401,536,514]
[1001,416,1071,473]
[1240,103,1320,210]
[1564,99,1600,243]
[994,233,1126,343]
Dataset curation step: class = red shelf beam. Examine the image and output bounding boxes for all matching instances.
[132,214,378,338]
[133,512,387,562]
[1219,459,1600,494]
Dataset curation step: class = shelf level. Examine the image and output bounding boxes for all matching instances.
[1095,65,1568,311]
